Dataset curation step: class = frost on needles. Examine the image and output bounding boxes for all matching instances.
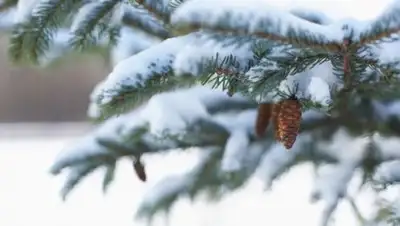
[5,0,400,225]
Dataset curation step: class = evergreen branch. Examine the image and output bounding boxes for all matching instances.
[122,6,170,39]
[373,198,400,226]
[358,2,400,45]
[90,34,197,118]
[98,74,197,120]
[102,162,116,193]
[170,0,343,52]
[135,147,224,219]
[168,0,186,11]
[133,0,170,24]
[136,140,268,220]
[9,0,80,63]
[200,49,329,99]
[60,161,104,200]
[69,0,122,51]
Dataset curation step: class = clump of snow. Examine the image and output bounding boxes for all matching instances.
[373,134,400,161]
[220,130,249,173]
[373,160,400,184]
[374,41,400,65]
[212,110,256,134]
[110,27,161,66]
[308,77,331,107]
[96,34,196,105]
[139,89,209,136]
[110,2,125,26]
[173,34,254,76]
[256,134,312,189]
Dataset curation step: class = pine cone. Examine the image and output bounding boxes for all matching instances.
[271,102,282,141]
[277,97,302,149]
[255,103,273,137]
[133,159,147,182]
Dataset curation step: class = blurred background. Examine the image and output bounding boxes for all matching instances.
[0,1,397,226]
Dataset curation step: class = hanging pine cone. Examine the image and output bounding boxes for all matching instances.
[255,103,273,137]
[277,96,302,149]
[271,102,282,142]
[133,158,147,182]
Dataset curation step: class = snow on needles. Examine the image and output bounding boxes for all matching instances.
[96,34,196,105]
[54,85,253,171]
[54,84,400,223]
[173,34,254,75]
[14,0,40,23]
[110,27,161,67]
[171,0,344,44]
[220,129,249,173]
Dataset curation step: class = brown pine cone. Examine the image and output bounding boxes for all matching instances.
[277,97,302,149]
[255,103,273,137]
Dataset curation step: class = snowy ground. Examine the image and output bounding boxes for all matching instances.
[0,123,385,226]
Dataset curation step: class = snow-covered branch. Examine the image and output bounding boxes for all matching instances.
[93,34,197,109]
[358,0,400,45]
[122,4,170,39]
[171,0,344,50]
[51,80,400,224]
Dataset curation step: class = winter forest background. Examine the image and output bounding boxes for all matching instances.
[1,0,400,226]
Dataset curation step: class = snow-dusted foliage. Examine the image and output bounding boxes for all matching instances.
[6,0,400,226]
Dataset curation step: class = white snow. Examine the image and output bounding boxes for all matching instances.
[96,34,196,105]
[307,70,333,106]
[212,110,256,134]
[80,0,400,108]
[173,34,254,76]
[70,2,99,34]
[14,0,40,23]
[374,41,400,66]
[171,0,345,43]
[374,160,400,184]
[110,27,161,67]
[140,89,210,136]
[220,129,249,173]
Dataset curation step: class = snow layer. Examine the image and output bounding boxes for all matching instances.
[110,27,161,67]
[171,0,345,43]
[54,81,400,226]
[173,34,254,76]
[88,0,400,109]
[95,34,197,105]
[220,129,249,173]
[14,0,40,23]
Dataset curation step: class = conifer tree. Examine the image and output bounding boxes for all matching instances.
[4,0,400,225]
